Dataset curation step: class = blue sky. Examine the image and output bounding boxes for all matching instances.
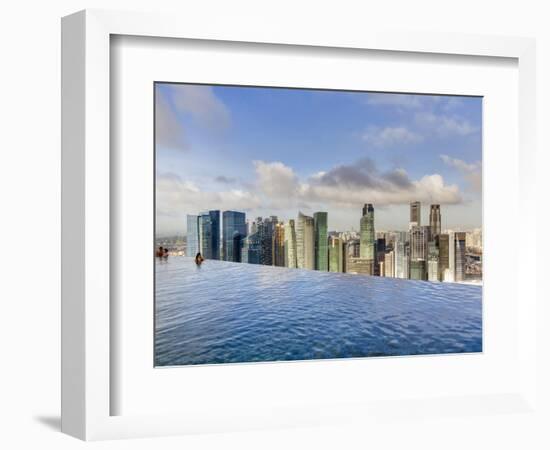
[155,83,482,236]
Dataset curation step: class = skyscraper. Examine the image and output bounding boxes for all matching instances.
[257,217,275,265]
[222,211,246,262]
[429,204,441,237]
[410,201,421,228]
[199,210,220,259]
[410,225,429,280]
[375,237,386,276]
[410,225,429,261]
[242,232,261,264]
[284,219,297,268]
[296,212,315,270]
[455,232,466,282]
[427,240,439,281]
[186,214,199,257]
[437,234,450,281]
[313,212,328,271]
[394,239,408,279]
[328,235,344,272]
[444,231,456,282]
[384,251,395,277]
[360,203,375,260]
[272,222,285,267]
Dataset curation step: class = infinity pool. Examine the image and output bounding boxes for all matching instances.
[155,257,482,366]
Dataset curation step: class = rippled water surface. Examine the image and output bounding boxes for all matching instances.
[155,257,482,366]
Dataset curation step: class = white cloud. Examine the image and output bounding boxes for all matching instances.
[253,160,300,197]
[156,172,261,234]
[156,159,466,235]
[362,126,423,148]
[415,112,478,137]
[254,159,462,210]
[440,154,482,192]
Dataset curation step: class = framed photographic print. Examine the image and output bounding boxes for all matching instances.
[61,9,538,441]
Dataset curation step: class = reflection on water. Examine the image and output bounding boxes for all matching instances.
[155,257,482,366]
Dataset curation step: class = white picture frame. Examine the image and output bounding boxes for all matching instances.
[61,9,537,441]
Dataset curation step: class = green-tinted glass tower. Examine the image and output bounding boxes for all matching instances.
[360,203,375,260]
[313,212,328,271]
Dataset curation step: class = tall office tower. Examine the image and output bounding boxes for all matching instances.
[242,232,261,264]
[410,225,428,261]
[429,204,441,237]
[394,239,407,278]
[342,241,348,273]
[296,212,315,270]
[328,236,344,272]
[186,214,199,257]
[257,217,275,265]
[222,211,247,262]
[250,221,257,235]
[410,225,429,280]
[443,231,456,282]
[410,201,421,228]
[437,234,450,281]
[427,240,439,281]
[375,237,386,276]
[360,203,375,260]
[199,210,220,259]
[454,232,466,282]
[272,222,285,267]
[405,241,410,278]
[313,212,328,271]
[284,219,297,268]
[384,251,395,277]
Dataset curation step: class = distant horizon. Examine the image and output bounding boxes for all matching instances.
[156,84,482,236]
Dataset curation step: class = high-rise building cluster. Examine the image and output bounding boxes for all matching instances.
[185,201,482,283]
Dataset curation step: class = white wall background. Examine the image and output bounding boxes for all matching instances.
[0,1,548,449]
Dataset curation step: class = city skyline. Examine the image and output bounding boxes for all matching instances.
[177,201,482,283]
[155,83,482,236]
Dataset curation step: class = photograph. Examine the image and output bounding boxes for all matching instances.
[154,83,483,367]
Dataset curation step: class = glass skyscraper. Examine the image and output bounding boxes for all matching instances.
[328,236,344,272]
[186,214,199,257]
[242,232,261,264]
[313,212,328,271]
[284,219,297,268]
[410,201,421,228]
[394,239,408,279]
[429,204,441,237]
[437,234,450,281]
[296,212,314,270]
[427,240,439,281]
[454,232,466,281]
[222,211,247,262]
[360,203,375,260]
[272,222,285,267]
[199,210,220,260]
[257,216,276,266]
